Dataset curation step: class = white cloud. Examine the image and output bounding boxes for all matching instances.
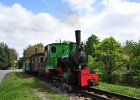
[0,3,76,57]
[65,0,140,42]
[0,0,140,57]
[64,0,96,13]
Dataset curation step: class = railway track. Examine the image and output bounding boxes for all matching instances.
[28,72,140,100]
[79,88,139,100]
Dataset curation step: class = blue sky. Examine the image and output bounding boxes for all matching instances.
[0,0,139,14]
[0,0,140,57]
[0,0,56,13]
[0,0,139,20]
[0,0,73,20]
[0,0,112,19]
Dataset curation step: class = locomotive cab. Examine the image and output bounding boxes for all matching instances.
[44,43,69,77]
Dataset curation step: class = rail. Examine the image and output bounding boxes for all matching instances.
[79,88,139,100]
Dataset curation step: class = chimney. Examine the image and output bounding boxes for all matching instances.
[75,30,81,48]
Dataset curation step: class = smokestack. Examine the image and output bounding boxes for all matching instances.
[35,48,37,54]
[75,30,81,48]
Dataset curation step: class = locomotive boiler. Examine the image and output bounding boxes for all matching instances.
[69,30,88,68]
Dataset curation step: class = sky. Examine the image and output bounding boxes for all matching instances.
[0,0,140,57]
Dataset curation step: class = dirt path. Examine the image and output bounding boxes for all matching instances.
[33,89,49,100]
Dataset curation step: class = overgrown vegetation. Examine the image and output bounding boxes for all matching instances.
[0,72,68,100]
[0,42,18,70]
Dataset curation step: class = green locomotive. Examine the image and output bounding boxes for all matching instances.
[24,30,98,87]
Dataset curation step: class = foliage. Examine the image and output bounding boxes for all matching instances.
[94,37,123,83]
[122,40,140,85]
[0,42,18,69]
[8,48,18,67]
[87,55,103,70]
[83,34,140,85]
[18,57,24,69]
[23,43,44,59]
[84,34,99,57]
[0,43,8,69]
[131,56,140,70]
[62,40,69,43]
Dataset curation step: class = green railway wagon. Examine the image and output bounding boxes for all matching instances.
[23,58,30,71]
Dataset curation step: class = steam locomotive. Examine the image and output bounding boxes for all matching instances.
[23,30,98,87]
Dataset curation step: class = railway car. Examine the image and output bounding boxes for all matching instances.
[23,30,98,88]
[23,57,30,71]
[30,53,45,74]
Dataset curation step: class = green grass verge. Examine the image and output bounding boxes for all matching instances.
[0,72,68,100]
[95,82,140,98]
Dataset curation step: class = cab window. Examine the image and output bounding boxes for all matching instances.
[51,46,56,53]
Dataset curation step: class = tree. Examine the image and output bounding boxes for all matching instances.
[23,43,44,59]
[0,43,8,69]
[87,55,103,70]
[62,40,70,44]
[94,37,122,83]
[123,40,140,71]
[17,57,23,69]
[123,40,140,85]
[84,34,99,57]
[8,48,18,67]
[0,42,18,69]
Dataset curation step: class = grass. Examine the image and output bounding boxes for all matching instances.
[0,72,68,100]
[1,72,139,99]
[95,82,140,99]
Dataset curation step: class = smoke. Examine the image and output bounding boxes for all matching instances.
[65,14,81,29]
[55,1,82,29]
